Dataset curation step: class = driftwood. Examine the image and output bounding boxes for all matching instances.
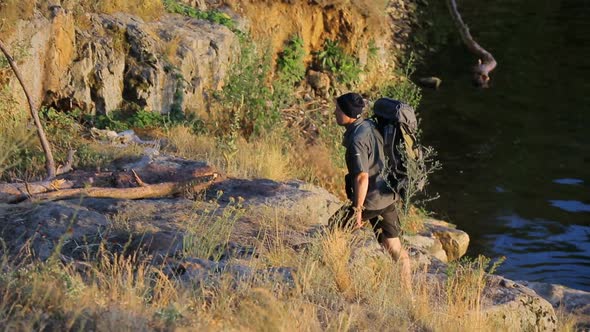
[28,173,219,202]
[0,179,76,203]
[0,39,58,178]
[446,0,497,87]
[0,161,221,203]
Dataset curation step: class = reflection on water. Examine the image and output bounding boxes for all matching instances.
[491,215,590,290]
[549,200,590,213]
[553,178,584,185]
[417,0,590,290]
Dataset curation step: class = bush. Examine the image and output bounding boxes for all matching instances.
[276,35,306,85]
[380,53,422,110]
[163,0,235,30]
[91,108,170,132]
[214,37,280,139]
[316,39,361,86]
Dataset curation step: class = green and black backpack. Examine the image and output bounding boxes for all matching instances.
[370,97,425,198]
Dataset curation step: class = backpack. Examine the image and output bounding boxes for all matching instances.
[370,97,424,198]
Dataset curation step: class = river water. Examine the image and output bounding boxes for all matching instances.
[416,0,590,290]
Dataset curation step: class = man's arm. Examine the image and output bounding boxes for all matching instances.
[353,171,369,228]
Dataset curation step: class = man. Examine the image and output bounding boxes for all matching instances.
[329,92,411,289]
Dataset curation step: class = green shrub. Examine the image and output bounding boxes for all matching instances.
[93,112,130,132]
[316,39,361,86]
[129,109,166,128]
[216,37,280,138]
[380,53,422,109]
[91,108,170,131]
[276,35,306,85]
[163,0,236,30]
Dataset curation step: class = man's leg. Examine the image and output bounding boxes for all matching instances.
[369,204,412,293]
[380,236,412,292]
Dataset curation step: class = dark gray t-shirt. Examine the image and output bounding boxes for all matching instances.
[343,118,395,210]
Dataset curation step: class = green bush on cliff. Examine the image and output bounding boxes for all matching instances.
[215,37,281,139]
[163,0,235,30]
[316,39,361,86]
[276,35,306,85]
[380,53,422,110]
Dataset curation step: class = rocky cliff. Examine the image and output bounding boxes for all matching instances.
[2,7,237,117]
[1,0,415,118]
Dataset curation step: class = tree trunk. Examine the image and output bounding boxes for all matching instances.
[0,39,57,178]
[446,0,497,87]
[0,179,76,203]
[28,176,218,202]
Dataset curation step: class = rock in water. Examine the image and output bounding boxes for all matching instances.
[418,76,442,89]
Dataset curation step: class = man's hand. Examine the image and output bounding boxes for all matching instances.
[353,172,369,230]
[353,206,364,229]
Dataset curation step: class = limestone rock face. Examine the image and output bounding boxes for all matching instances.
[5,9,237,117]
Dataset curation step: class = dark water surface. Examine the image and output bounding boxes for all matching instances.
[416,0,590,290]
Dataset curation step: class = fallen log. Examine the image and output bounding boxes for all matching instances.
[447,0,497,87]
[26,173,220,202]
[0,179,76,203]
[1,155,220,203]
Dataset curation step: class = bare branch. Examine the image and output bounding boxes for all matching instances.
[56,149,76,175]
[446,0,497,87]
[0,38,57,178]
[132,169,148,187]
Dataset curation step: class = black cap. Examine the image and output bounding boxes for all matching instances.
[336,92,365,119]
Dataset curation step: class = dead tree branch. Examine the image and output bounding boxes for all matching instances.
[27,173,219,202]
[0,38,57,178]
[446,0,497,87]
[0,179,76,203]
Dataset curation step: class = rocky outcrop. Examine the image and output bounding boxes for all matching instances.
[4,7,238,117]
[519,281,590,330]
[481,277,557,331]
[3,0,418,117]
[404,218,470,263]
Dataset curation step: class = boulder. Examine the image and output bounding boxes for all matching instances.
[422,219,470,261]
[518,281,590,329]
[403,219,469,263]
[0,201,109,261]
[207,178,341,225]
[306,70,331,98]
[404,233,448,262]
[481,276,557,331]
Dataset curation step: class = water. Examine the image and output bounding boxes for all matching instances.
[416,0,590,290]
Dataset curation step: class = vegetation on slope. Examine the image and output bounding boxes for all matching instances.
[0,1,578,330]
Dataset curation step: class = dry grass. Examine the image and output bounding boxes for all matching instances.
[166,125,292,181]
[0,0,164,29]
[0,203,557,331]
[555,307,580,332]
[60,0,165,21]
[166,125,346,197]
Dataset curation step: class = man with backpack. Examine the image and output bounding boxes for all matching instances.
[329,92,411,290]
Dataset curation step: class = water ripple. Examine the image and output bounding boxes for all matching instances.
[549,200,590,213]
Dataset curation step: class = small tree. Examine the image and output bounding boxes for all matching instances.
[0,38,57,179]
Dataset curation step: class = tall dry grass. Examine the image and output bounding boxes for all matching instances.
[166,125,346,196]
[0,204,571,331]
[0,0,164,27]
